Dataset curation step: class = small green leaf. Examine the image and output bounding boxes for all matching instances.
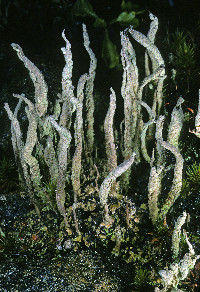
[73,235,82,242]
[72,0,106,28]
[121,0,134,12]
[111,11,139,27]
[0,227,5,237]
[41,226,48,232]
[93,18,107,28]
[121,1,146,14]
[72,0,97,18]
[102,30,120,69]
[140,203,147,210]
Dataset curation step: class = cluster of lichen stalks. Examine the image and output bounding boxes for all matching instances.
[4,12,200,291]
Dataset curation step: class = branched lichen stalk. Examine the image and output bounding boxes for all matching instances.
[4,101,40,215]
[129,14,166,120]
[11,43,48,117]
[137,65,165,102]
[126,16,165,164]
[145,12,159,74]
[13,94,41,191]
[60,30,75,129]
[129,26,164,68]
[161,141,184,217]
[156,116,184,218]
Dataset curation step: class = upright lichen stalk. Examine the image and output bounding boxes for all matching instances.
[148,111,184,225]
[71,74,88,235]
[60,29,75,129]
[82,23,97,165]
[104,88,117,171]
